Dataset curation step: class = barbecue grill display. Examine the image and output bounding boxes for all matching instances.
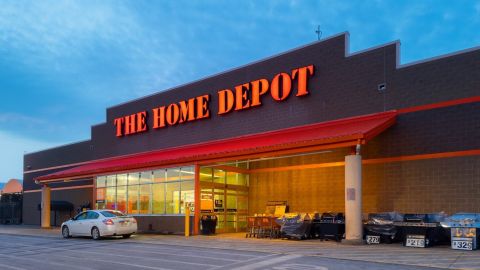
[441,213,480,250]
[393,213,448,248]
[364,212,403,244]
[311,212,345,242]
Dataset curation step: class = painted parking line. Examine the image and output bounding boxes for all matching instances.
[84,243,241,263]
[120,242,266,258]
[229,255,302,270]
[42,252,172,270]
[0,240,224,268]
[209,254,283,270]
[0,241,174,270]
[0,234,271,268]
[0,253,92,270]
[119,241,265,258]
[272,264,329,270]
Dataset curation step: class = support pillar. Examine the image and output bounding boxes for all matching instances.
[41,185,51,229]
[193,164,201,235]
[344,154,363,243]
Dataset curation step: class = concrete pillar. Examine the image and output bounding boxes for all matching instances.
[345,154,363,243]
[41,185,51,228]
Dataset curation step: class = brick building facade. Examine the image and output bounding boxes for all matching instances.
[23,33,480,236]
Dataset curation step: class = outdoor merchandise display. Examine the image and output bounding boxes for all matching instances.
[441,213,480,250]
[364,212,403,244]
[393,213,448,248]
[312,212,345,242]
[278,213,312,240]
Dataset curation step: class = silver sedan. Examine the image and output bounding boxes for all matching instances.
[61,210,137,240]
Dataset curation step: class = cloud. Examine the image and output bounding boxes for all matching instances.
[0,130,59,182]
[0,113,45,125]
[0,0,188,103]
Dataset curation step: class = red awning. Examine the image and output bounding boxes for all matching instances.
[37,110,397,182]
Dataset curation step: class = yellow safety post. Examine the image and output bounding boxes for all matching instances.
[185,204,190,237]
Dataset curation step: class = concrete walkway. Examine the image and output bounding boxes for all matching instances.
[1,225,479,269]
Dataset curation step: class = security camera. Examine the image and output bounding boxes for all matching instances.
[378,83,386,92]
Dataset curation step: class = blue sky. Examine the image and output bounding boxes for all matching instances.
[0,0,479,182]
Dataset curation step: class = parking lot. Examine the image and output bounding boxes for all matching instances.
[1,226,480,270]
[0,233,445,270]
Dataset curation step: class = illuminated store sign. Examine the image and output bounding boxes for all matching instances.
[113,64,315,137]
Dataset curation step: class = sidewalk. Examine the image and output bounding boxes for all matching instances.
[0,224,60,238]
[1,225,479,269]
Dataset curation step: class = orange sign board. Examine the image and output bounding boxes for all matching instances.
[113,65,315,137]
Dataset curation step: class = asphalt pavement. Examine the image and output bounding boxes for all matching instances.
[0,234,442,270]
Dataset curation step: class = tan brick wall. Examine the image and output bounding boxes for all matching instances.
[249,155,480,216]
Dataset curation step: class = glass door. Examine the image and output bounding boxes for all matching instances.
[199,165,249,233]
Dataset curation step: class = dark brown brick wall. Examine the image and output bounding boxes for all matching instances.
[22,188,92,226]
[134,215,194,235]
[364,103,480,159]
[88,33,479,160]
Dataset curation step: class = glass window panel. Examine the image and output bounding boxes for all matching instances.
[213,169,225,184]
[166,168,181,182]
[153,169,166,183]
[96,176,106,188]
[105,186,116,210]
[180,180,194,214]
[237,216,247,230]
[116,185,127,213]
[227,195,237,211]
[238,174,249,186]
[128,173,140,185]
[237,162,249,169]
[199,167,213,182]
[225,172,249,186]
[140,171,153,184]
[237,196,248,211]
[106,175,116,187]
[180,167,194,181]
[127,184,139,214]
[139,184,152,214]
[152,183,165,214]
[226,172,238,185]
[216,214,224,230]
[96,188,106,209]
[213,192,224,213]
[116,174,127,186]
[165,182,180,214]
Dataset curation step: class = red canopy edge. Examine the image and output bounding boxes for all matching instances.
[36,110,397,183]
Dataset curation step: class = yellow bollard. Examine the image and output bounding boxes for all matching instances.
[185,205,190,237]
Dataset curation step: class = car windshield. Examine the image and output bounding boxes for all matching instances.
[101,211,127,217]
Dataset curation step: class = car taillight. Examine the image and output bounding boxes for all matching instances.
[103,219,114,225]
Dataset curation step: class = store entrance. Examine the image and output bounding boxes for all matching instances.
[199,165,249,233]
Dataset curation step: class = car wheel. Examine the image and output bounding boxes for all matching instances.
[62,226,71,238]
[91,227,101,240]
[122,234,132,239]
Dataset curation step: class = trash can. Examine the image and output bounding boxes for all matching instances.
[394,213,448,248]
[441,213,480,251]
[316,212,345,242]
[364,212,403,244]
[201,215,217,235]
